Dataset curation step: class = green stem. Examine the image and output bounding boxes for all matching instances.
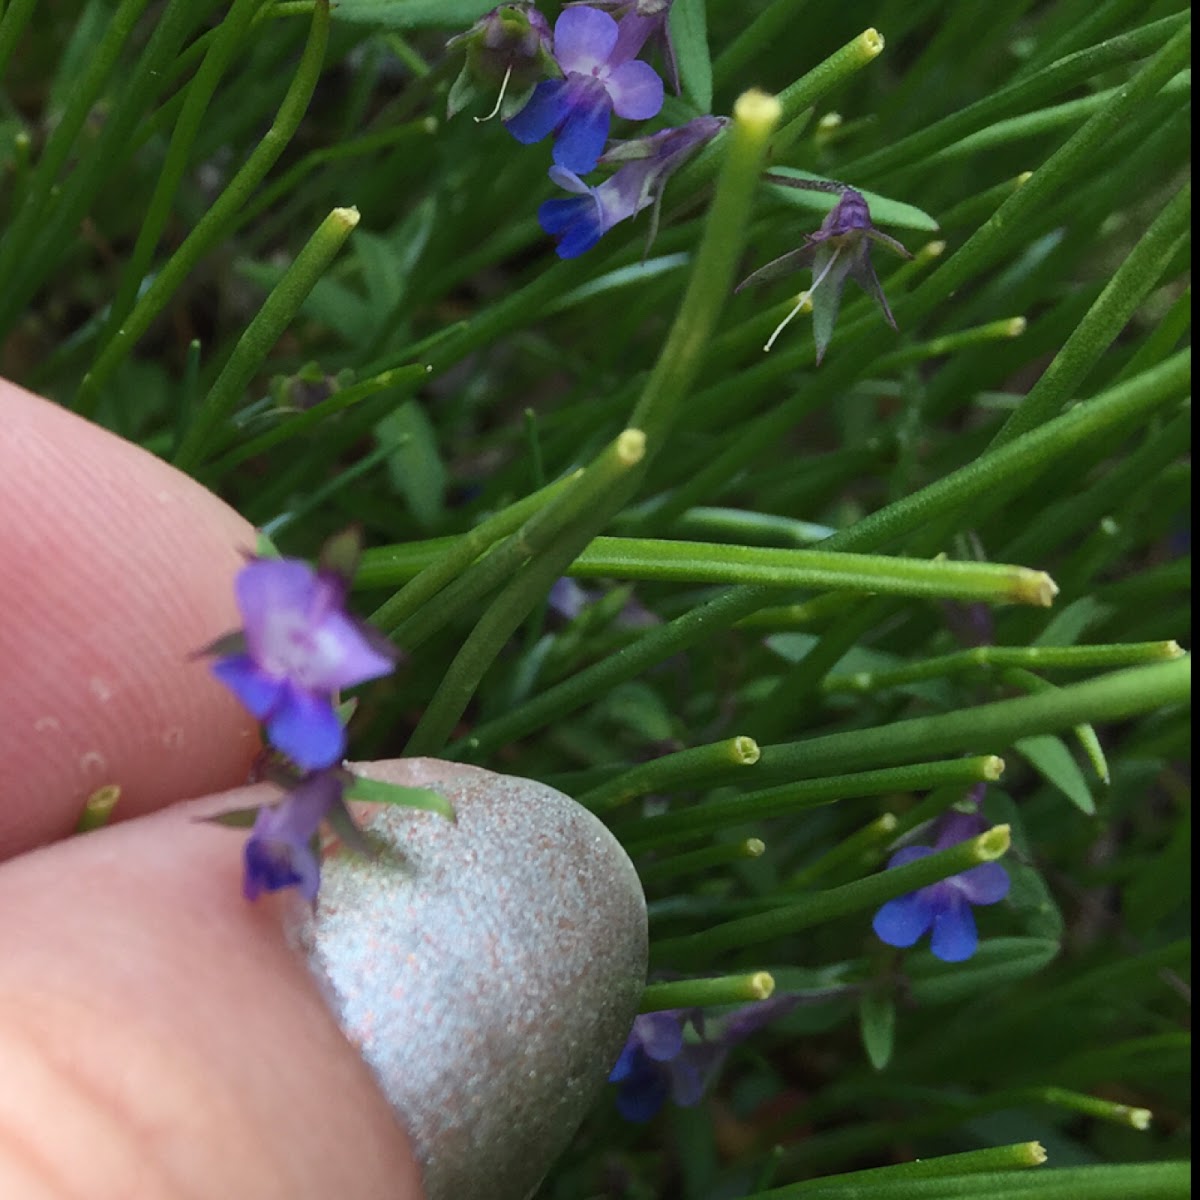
[651,826,1010,962]
[580,736,760,813]
[561,538,1058,605]
[632,89,782,453]
[0,0,154,306]
[639,838,766,884]
[619,757,1003,853]
[762,1141,1046,1191]
[173,205,358,471]
[816,351,1189,553]
[754,657,1190,784]
[990,181,1191,447]
[0,0,36,80]
[366,473,581,633]
[79,0,331,411]
[824,640,1183,694]
[787,814,899,888]
[394,435,642,650]
[640,971,773,1012]
[203,365,430,476]
[101,0,263,347]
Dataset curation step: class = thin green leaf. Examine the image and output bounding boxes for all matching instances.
[344,775,456,821]
[766,167,940,232]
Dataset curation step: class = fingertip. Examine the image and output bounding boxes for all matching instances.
[0,794,425,1200]
[0,379,260,857]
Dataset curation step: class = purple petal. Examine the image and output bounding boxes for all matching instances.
[608,1038,640,1082]
[811,247,853,365]
[930,896,979,962]
[886,844,934,870]
[607,58,664,120]
[235,559,319,655]
[670,1044,723,1106]
[211,654,285,719]
[616,1067,669,1122]
[539,197,605,258]
[243,832,321,902]
[635,1011,685,1062]
[934,810,987,850]
[547,165,591,195]
[504,79,570,145]
[309,610,396,691]
[873,892,936,948]
[720,994,802,1045]
[553,5,618,73]
[954,860,1011,906]
[552,83,612,173]
[266,685,346,769]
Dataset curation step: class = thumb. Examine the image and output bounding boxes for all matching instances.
[0,787,425,1200]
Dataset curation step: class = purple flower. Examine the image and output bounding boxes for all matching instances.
[243,769,343,902]
[538,116,724,257]
[504,6,664,174]
[208,552,396,770]
[565,0,680,92]
[609,995,800,1121]
[736,183,912,363]
[608,1010,711,1122]
[872,809,1010,963]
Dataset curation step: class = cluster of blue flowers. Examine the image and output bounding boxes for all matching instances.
[201,531,400,901]
[450,2,725,259]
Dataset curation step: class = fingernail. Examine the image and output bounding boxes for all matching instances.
[286,759,647,1200]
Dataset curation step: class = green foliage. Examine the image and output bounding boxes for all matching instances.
[0,0,1189,1196]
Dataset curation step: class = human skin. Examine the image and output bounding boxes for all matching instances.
[0,378,425,1200]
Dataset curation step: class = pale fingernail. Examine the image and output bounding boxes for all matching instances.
[287,759,647,1200]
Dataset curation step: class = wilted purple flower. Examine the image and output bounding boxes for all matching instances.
[208,550,397,770]
[736,183,912,362]
[446,4,557,122]
[539,116,724,257]
[566,0,680,92]
[242,769,343,902]
[505,6,664,174]
[872,808,1010,963]
[609,995,799,1122]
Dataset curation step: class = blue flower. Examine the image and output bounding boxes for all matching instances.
[205,540,397,769]
[737,184,912,362]
[538,116,725,257]
[872,810,1011,962]
[609,995,800,1121]
[505,5,664,174]
[242,769,344,902]
[608,1010,712,1122]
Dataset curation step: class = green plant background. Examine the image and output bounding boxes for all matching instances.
[0,0,1189,1196]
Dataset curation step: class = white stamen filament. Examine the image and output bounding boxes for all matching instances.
[475,66,513,124]
[764,293,810,353]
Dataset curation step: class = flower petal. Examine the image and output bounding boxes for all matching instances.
[872,891,936,948]
[310,611,396,691]
[930,896,979,962]
[552,84,612,174]
[243,833,321,902]
[886,844,933,870]
[636,1011,686,1062]
[553,5,618,73]
[211,653,285,719]
[235,559,318,656]
[547,165,591,195]
[955,860,1011,906]
[934,809,987,850]
[267,685,345,769]
[607,58,664,120]
[504,79,569,145]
